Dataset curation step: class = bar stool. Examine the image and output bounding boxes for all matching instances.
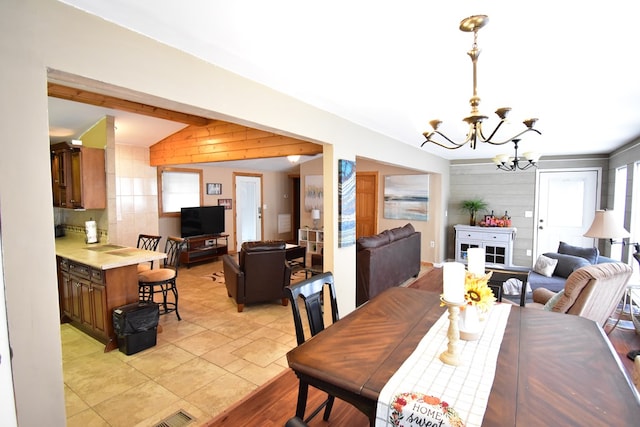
[138,236,184,320]
[136,234,162,273]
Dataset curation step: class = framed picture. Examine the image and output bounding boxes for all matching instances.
[207,183,222,195]
[338,159,356,247]
[383,174,429,221]
[218,198,232,210]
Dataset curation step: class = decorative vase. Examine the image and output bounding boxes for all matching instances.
[469,211,477,226]
[459,305,481,341]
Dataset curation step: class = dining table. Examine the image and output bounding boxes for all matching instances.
[286,286,640,426]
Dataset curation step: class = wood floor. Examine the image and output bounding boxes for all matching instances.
[205,268,640,426]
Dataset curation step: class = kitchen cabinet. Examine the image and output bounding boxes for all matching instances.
[58,256,138,351]
[51,142,106,209]
[55,240,166,351]
[454,224,517,267]
[59,258,109,341]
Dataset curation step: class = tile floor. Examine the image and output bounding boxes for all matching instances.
[62,259,300,427]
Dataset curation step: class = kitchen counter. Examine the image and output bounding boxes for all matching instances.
[55,234,167,351]
[55,235,166,269]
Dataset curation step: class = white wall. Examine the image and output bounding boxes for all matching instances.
[0,1,449,424]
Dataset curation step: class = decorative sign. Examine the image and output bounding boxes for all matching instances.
[389,392,464,427]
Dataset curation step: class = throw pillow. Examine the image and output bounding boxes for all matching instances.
[533,254,558,277]
[557,241,599,264]
[543,290,565,311]
[543,253,591,278]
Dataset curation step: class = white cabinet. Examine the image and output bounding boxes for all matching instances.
[454,225,516,267]
[298,228,324,254]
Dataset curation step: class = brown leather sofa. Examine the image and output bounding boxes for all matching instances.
[222,240,291,312]
[356,223,421,306]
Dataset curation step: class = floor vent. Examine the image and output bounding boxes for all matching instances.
[153,410,194,427]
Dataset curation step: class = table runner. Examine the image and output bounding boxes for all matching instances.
[375,303,512,427]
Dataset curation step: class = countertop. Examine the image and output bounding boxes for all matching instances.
[55,235,166,270]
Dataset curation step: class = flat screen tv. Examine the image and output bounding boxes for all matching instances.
[180,206,225,237]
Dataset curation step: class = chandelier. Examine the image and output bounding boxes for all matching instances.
[420,15,541,150]
[492,139,540,171]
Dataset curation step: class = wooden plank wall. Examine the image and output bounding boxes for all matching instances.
[149,121,322,166]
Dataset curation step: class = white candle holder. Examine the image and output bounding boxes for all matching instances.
[439,297,466,366]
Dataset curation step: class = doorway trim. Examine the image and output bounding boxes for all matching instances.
[534,167,602,259]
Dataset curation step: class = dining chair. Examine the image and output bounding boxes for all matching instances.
[285,417,308,427]
[136,234,162,273]
[138,236,185,320]
[284,272,339,423]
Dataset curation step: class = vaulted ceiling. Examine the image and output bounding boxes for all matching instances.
[48,83,322,168]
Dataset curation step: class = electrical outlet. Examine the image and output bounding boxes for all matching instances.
[526,249,532,256]
[430,241,435,248]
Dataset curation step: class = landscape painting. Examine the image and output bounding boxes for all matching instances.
[384,174,429,221]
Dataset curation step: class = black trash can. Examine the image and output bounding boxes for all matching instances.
[113,302,160,355]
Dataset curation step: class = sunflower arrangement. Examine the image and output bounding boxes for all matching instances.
[464,271,496,312]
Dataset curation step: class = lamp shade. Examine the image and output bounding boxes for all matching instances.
[311,209,321,220]
[584,210,630,239]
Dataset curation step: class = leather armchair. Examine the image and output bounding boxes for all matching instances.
[222,240,291,312]
[528,262,632,328]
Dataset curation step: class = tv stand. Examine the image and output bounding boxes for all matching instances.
[180,234,228,268]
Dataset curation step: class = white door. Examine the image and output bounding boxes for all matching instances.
[535,169,600,258]
[235,174,262,249]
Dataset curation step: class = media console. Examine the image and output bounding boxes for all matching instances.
[180,234,228,268]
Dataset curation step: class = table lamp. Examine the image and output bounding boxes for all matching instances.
[311,209,321,229]
[584,209,630,244]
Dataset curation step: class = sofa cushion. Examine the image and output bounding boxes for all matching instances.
[528,271,567,293]
[357,233,391,250]
[533,254,558,277]
[389,223,415,241]
[543,253,591,278]
[558,241,599,264]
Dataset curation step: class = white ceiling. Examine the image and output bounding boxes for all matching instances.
[53,0,640,164]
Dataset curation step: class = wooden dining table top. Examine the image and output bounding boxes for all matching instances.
[286,286,640,425]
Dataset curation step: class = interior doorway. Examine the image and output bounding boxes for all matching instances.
[535,168,601,258]
[356,172,378,238]
[234,173,263,249]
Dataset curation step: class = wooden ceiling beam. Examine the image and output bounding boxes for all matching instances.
[48,83,211,126]
[150,124,322,166]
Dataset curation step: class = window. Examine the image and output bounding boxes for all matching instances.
[157,167,203,217]
[612,166,627,261]
[630,162,640,280]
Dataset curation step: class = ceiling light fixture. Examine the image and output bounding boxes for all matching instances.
[420,15,541,150]
[492,139,540,171]
[287,155,301,163]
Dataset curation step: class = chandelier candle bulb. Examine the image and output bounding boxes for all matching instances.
[442,262,466,303]
[467,247,486,276]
